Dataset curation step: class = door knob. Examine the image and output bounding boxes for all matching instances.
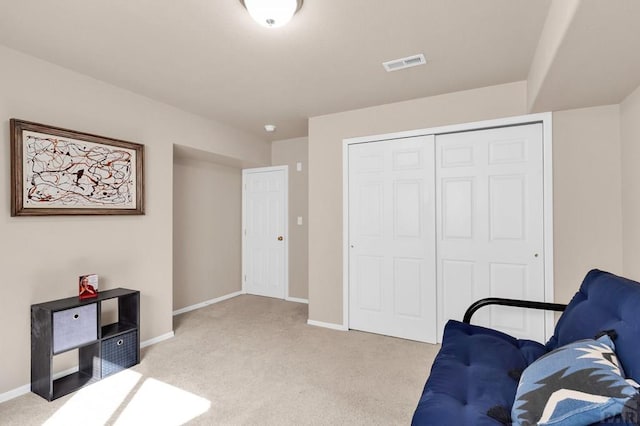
[278,236,284,241]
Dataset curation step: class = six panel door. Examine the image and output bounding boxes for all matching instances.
[243,167,287,299]
[348,135,437,343]
[435,123,545,342]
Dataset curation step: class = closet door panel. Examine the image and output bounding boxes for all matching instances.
[348,135,437,343]
[435,123,545,342]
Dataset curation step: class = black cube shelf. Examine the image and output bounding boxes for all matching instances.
[31,288,140,401]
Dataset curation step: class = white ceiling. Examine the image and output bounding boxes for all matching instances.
[0,0,555,140]
[2,1,639,142]
[529,0,640,113]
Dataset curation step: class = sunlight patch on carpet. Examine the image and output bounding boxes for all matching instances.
[44,370,142,426]
[114,378,211,425]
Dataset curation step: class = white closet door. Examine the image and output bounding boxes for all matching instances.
[435,123,545,342]
[348,135,437,343]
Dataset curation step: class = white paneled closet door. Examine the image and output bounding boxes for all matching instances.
[435,123,545,342]
[348,135,437,343]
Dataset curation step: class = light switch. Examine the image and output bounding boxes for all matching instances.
[296,162,302,172]
[297,216,303,225]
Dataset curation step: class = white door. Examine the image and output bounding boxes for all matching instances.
[242,166,288,299]
[435,123,545,342]
[348,135,437,343]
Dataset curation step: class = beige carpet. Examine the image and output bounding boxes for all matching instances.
[0,295,439,425]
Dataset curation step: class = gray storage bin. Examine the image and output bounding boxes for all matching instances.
[101,330,137,377]
[52,304,98,353]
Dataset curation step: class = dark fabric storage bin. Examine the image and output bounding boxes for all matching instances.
[101,330,137,377]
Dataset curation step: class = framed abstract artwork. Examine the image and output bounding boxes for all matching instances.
[10,119,145,216]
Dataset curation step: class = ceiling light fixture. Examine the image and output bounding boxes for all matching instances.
[240,0,303,28]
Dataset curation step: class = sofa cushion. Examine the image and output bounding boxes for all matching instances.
[412,320,547,426]
[512,334,637,425]
[547,270,640,383]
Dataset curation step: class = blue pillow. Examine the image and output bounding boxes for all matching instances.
[512,335,637,425]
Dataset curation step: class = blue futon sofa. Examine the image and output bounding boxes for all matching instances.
[412,269,640,425]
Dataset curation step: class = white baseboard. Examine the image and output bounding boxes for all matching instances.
[172,291,243,316]
[0,365,94,403]
[0,384,30,404]
[307,319,348,331]
[285,296,309,304]
[141,331,175,348]
[0,331,176,404]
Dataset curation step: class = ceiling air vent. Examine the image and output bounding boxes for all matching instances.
[382,54,427,72]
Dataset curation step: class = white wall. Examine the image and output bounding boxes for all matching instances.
[308,80,629,326]
[173,154,243,310]
[271,137,309,300]
[0,45,269,395]
[308,82,528,325]
[552,105,624,303]
[621,84,640,280]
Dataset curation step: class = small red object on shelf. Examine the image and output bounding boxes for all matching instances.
[79,274,99,299]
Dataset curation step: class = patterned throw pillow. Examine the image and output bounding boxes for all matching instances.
[512,335,637,426]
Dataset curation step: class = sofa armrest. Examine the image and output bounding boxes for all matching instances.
[463,298,567,324]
